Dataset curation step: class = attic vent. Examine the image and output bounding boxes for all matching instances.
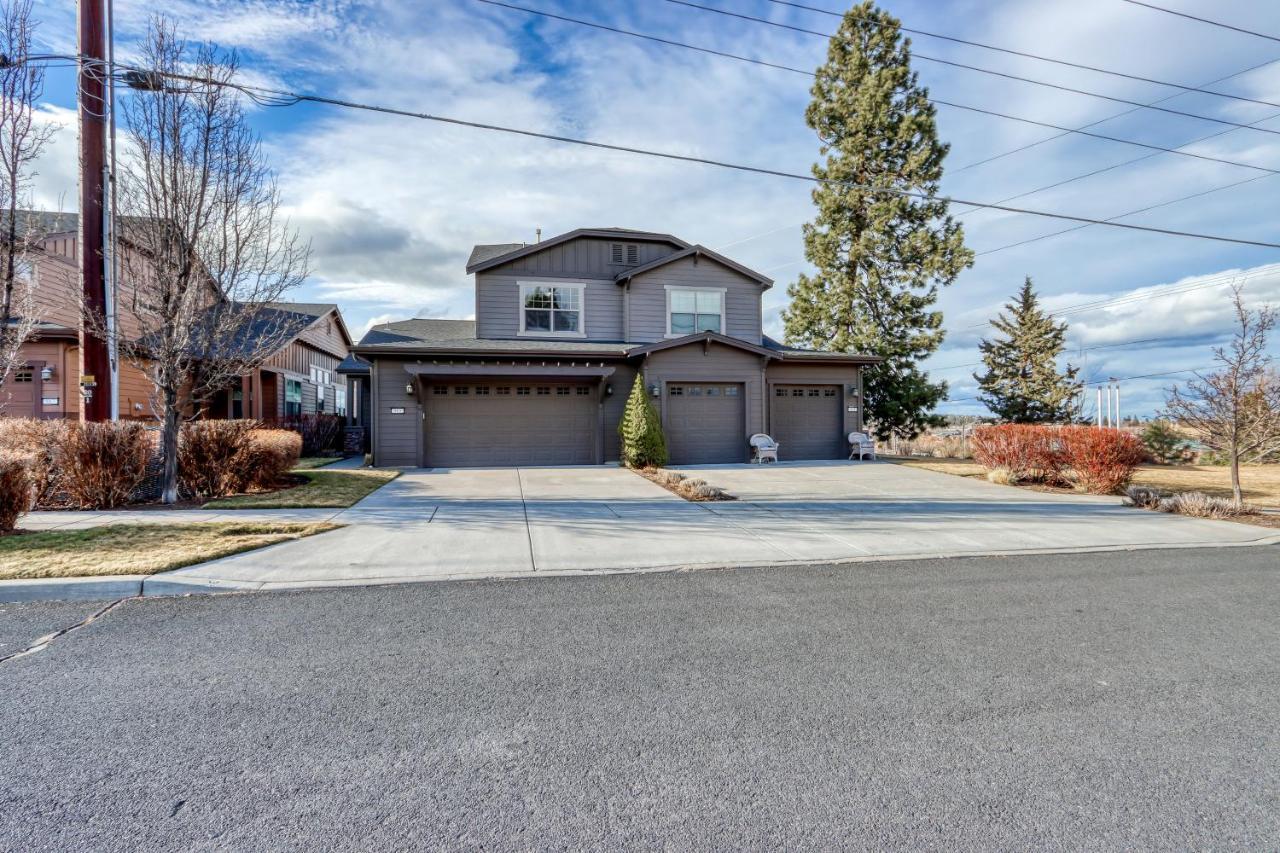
[610,242,640,266]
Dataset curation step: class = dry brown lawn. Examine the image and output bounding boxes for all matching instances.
[0,522,339,580]
[203,469,399,509]
[890,457,1280,508]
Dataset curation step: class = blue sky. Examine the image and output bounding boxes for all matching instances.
[28,0,1280,418]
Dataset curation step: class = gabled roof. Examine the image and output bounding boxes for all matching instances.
[465,228,690,274]
[336,352,371,375]
[614,245,773,289]
[467,243,525,268]
[263,301,353,348]
[625,331,778,360]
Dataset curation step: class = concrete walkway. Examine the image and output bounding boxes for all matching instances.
[134,461,1277,595]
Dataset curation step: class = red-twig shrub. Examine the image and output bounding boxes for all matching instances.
[0,451,33,532]
[0,418,70,505]
[1059,426,1145,494]
[278,414,342,456]
[970,424,1066,483]
[60,422,151,509]
[179,420,258,498]
[245,429,302,489]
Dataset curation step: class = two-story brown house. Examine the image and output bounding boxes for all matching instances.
[348,227,878,467]
[3,212,352,422]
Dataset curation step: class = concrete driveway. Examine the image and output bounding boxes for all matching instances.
[149,461,1278,593]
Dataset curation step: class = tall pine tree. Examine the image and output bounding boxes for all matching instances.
[783,1,971,442]
[974,277,1082,423]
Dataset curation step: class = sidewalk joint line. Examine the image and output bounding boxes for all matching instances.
[515,467,537,572]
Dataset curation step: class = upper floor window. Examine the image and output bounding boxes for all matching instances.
[667,287,724,336]
[519,283,584,336]
[310,365,331,386]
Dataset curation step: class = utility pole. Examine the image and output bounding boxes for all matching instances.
[78,0,112,421]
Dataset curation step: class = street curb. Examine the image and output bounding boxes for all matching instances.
[0,576,146,603]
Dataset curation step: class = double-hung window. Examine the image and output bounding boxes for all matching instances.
[668,287,724,336]
[520,283,584,336]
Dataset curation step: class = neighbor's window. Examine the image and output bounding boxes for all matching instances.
[316,386,326,414]
[285,379,302,416]
[520,283,583,335]
[668,288,723,335]
[335,385,348,416]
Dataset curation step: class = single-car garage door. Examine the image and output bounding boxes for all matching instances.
[424,381,596,467]
[665,383,745,464]
[770,385,844,460]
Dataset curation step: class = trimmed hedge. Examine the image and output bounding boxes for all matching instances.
[180,421,304,499]
[1059,426,1145,495]
[0,452,32,532]
[60,422,152,509]
[970,424,1065,484]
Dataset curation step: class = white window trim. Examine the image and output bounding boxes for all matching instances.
[517,281,588,338]
[664,285,727,338]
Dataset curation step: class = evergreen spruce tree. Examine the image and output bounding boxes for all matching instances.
[782,1,972,442]
[974,277,1082,423]
[618,375,668,468]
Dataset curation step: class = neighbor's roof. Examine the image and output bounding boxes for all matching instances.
[356,318,630,356]
[336,352,371,375]
[465,228,690,274]
[262,300,353,348]
[615,245,773,288]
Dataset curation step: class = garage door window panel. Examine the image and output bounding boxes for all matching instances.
[520,284,584,336]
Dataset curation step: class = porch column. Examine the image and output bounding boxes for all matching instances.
[240,374,251,419]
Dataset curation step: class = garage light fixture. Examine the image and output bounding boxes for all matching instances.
[648,383,660,397]
[846,385,859,397]
[405,383,415,395]
[40,365,54,381]
[604,383,613,397]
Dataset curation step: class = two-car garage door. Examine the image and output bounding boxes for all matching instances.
[423,381,595,467]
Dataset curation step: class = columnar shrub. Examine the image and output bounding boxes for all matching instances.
[970,424,1065,483]
[1059,426,1145,494]
[0,452,33,532]
[618,376,667,468]
[179,420,258,498]
[61,422,152,509]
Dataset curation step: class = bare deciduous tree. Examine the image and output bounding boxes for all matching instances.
[1164,284,1280,505]
[0,0,56,404]
[107,19,309,503]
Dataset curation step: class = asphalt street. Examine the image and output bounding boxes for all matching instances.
[2,546,1278,850]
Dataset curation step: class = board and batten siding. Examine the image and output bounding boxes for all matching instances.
[764,361,865,436]
[475,275,623,341]
[372,359,421,466]
[602,362,638,462]
[642,342,769,447]
[481,237,676,280]
[626,256,764,345]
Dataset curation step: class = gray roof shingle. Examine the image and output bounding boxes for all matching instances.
[357,318,630,355]
[466,243,526,268]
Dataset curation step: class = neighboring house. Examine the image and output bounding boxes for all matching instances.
[347,227,879,467]
[1,212,352,422]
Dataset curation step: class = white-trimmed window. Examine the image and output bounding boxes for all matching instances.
[519,283,585,336]
[667,287,724,336]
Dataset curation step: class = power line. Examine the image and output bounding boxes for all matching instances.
[767,0,1280,109]
[1117,0,1280,44]
[663,0,1280,137]
[90,58,1280,250]
[956,108,1280,218]
[470,1,1280,177]
[945,367,1201,403]
[951,56,1280,173]
[928,337,1171,372]
[975,172,1274,256]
